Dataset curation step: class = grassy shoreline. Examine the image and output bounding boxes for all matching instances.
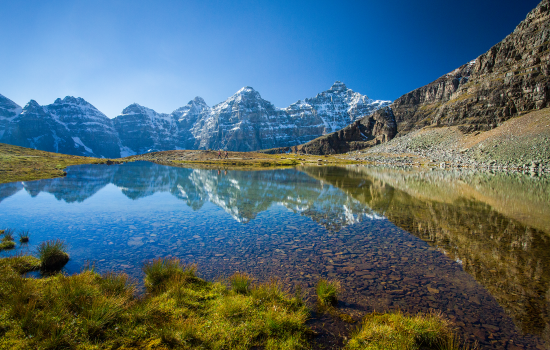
[0,231,468,349]
[0,252,469,350]
[0,143,108,184]
[0,143,363,184]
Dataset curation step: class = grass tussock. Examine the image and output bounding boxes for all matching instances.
[230,272,252,294]
[0,240,16,250]
[18,230,30,243]
[345,311,475,350]
[0,255,41,274]
[143,257,197,292]
[316,279,340,306]
[0,229,16,250]
[2,228,15,242]
[0,256,311,349]
[37,239,69,271]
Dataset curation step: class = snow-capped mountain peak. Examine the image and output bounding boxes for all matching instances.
[0,82,390,155]
[328,80,348,92]
[0,94,23,138]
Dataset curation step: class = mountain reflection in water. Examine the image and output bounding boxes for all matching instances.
[0,162,549,349]
[303,166,550,347]
[0,162,377,229]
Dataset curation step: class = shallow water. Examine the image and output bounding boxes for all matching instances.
[1,162,549,349]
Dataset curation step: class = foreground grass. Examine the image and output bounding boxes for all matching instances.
[0,257,310,349]
[346,311,473,350]
[0,254,470,349]
[0,143,106,183]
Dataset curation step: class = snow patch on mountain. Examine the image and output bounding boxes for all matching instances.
[1,82,390,155]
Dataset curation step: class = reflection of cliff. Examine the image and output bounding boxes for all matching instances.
[304,165,550,341]
[0,162,376,230]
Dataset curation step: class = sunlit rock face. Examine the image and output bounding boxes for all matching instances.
[298,0,550,155]
[1,97,120,158]
[0,82,389,155]
[386,0,550,135]
[297,106,397,155]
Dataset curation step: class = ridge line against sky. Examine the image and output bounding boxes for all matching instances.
[0,0,541,118]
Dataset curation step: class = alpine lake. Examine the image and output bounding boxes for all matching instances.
[1,161,549,349]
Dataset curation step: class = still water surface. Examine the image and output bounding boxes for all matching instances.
[1,162,549,349]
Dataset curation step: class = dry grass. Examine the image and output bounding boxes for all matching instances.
[0,143,105,183]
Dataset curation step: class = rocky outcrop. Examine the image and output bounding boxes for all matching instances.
[0,82,389,156]
[295,107,397,155]
[393,0,550,135]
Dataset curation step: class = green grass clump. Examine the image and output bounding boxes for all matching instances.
[37,239,69,271]
[18,230,30,243]
[0,229,16,250]
[345,311,473,350]
[0,256,311,349]
[230,271,252,294]
[143,257,197,292]
[1,228,15,242]
[0,255,41,274]
[0,240,16,250]
[316,278,340,306]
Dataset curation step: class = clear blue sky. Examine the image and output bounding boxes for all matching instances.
[0,0,541,118]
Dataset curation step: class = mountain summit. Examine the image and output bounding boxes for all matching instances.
[0,82,390,156]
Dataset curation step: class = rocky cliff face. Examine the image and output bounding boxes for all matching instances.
[189,87,294,151]
[182,82,390,152]
[297,0,550,155]
[114,104,176,156]
[392,0,550,135]
[173,96,211,149]
[284,81,391,145]
[2,97,120,158]
[0,82,389,156]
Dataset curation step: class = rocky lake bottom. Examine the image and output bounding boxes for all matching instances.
[0,162,549,349]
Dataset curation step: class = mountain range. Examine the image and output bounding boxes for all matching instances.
[3,0,548,160]
[0,82,389,158]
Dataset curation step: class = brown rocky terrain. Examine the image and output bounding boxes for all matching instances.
[300,0,550,160]
[361,107,550,171]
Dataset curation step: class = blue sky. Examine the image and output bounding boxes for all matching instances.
[0,0,541,118]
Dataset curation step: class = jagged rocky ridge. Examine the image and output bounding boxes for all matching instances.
[0,82,390,157]
[300,0,550,155]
